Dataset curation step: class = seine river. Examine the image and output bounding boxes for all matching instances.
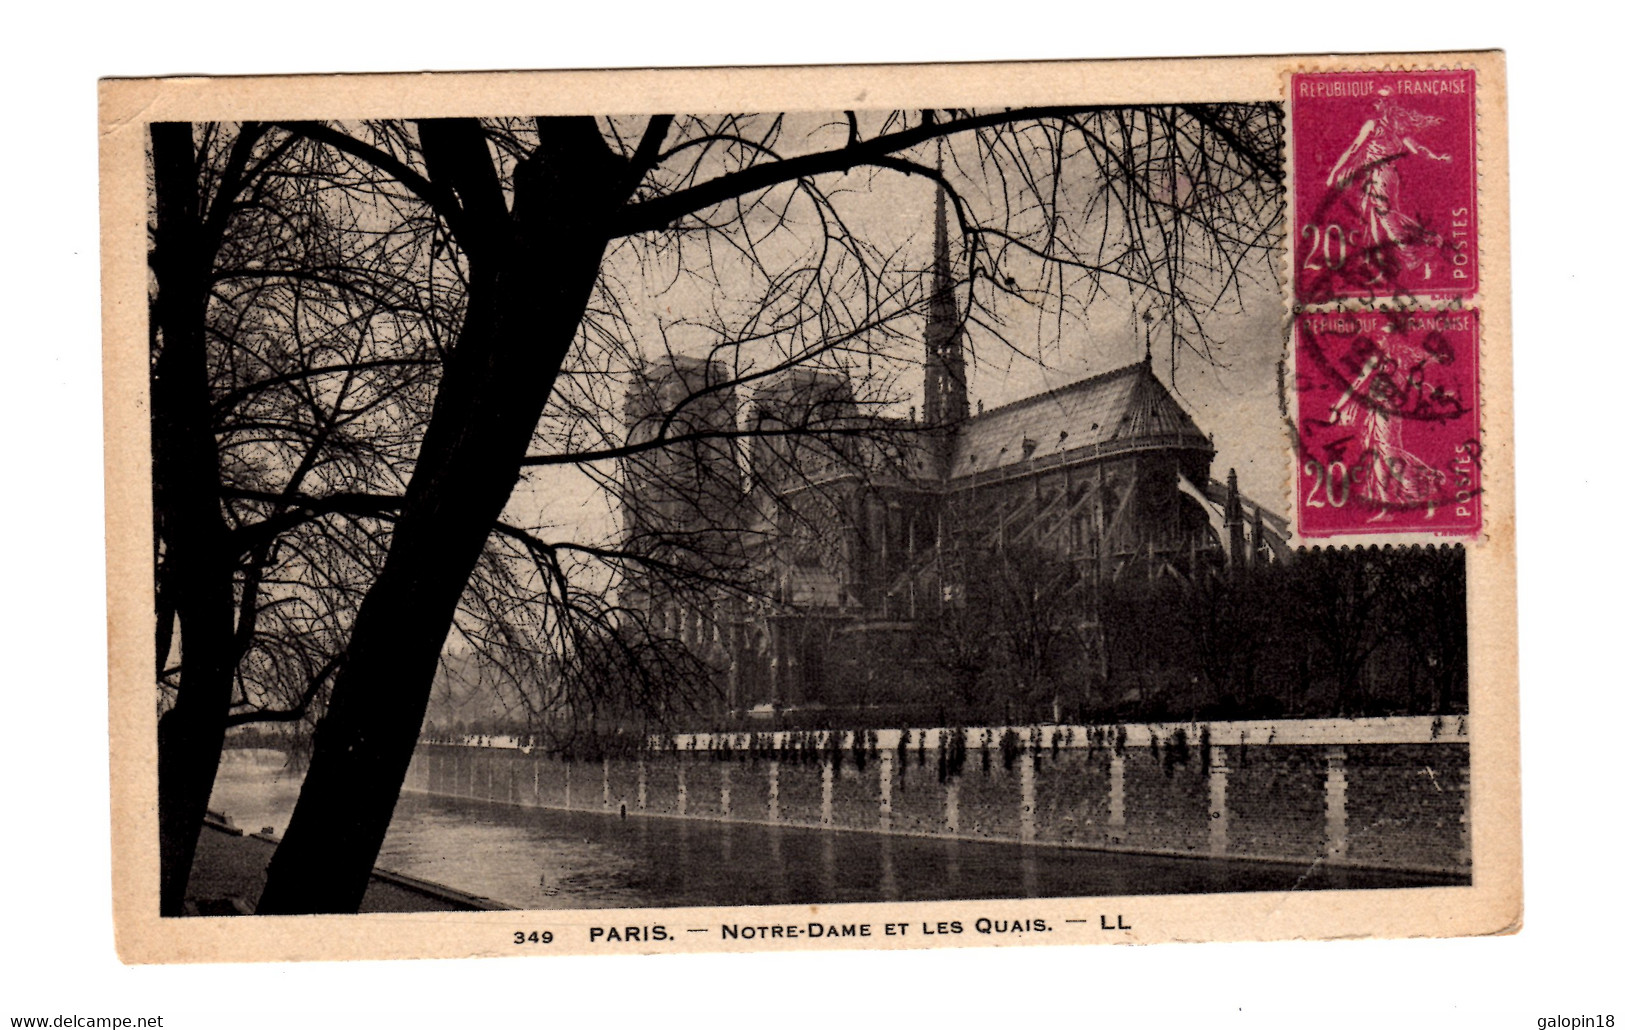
[209,749,1459,910]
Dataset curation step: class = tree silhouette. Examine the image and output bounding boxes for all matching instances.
[149,122,452,914]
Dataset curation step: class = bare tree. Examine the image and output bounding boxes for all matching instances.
[911,543,1089,723]
[150,105,1283,913]
[150,121,449,913]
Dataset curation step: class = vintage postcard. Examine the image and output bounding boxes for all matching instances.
[100,52,1517,963]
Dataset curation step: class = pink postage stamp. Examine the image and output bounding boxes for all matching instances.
[1293,70,1477,302]
[1295,308,1481,537]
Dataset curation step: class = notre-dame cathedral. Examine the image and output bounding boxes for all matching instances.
[620,184,1285,722]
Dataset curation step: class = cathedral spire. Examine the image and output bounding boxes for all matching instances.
[923,145,969,434]
[933,152,952,298]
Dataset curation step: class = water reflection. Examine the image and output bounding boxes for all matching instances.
[819,833,837,900]
[209,751,1463,911]
[878,835,897,900]
[766,824,787,906]
[675,818,691,898]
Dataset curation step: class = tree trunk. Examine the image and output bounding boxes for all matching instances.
[257,118,633,913]
[150,122,240,916]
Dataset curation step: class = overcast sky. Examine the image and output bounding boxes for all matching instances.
[507,109,1289,545]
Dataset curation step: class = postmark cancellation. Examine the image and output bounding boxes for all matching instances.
[1293,70,1478,304]
[1295,308,1480,537]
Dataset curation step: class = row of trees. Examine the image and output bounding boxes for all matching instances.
[1095,544,1468,721]
[438,541,1468,735]
[807,544,1467,727]
[149,105,1284,913]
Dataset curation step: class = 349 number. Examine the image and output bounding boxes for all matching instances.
[513,930,554,945]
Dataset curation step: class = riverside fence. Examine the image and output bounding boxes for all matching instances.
[404,716,1470,877]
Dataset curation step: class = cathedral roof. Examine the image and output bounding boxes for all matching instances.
[948,359,1212,480]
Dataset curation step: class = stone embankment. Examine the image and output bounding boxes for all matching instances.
[407,716,1471,876]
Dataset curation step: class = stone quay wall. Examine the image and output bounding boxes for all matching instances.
[404,716,1471,875]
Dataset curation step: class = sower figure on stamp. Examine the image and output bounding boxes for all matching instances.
[1329,330,1448,522]
[1327,87,1454,284]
